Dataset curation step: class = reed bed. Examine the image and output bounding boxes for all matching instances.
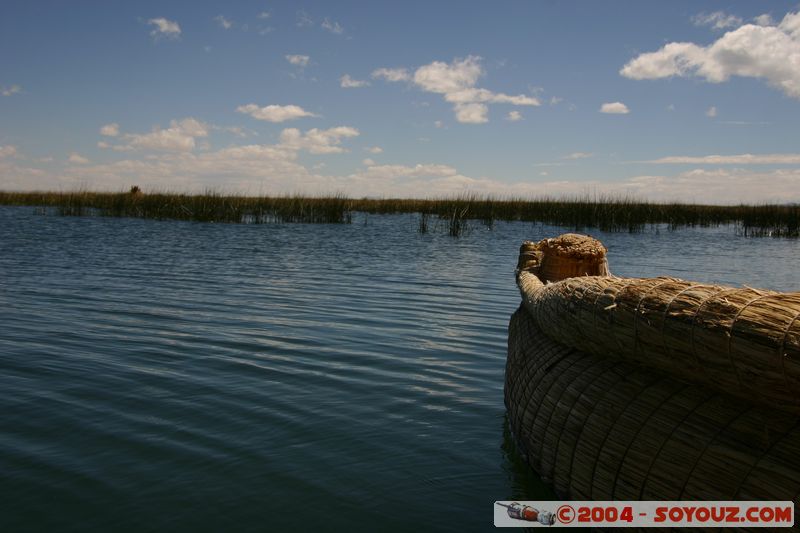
[0,189,798,236]
[0,190,352,224]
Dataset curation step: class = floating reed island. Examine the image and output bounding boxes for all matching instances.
[506,234,800,502]
[0,189,798,236]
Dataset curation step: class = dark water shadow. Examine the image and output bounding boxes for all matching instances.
[499,413,556,501]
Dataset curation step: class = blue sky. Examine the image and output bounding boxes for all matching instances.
[1,1,800,202]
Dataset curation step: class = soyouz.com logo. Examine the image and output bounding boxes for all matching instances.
[493,501,794,527]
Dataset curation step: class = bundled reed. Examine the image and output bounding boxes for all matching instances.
[506,307,800,501]
[516,235,800,412]
[506,233,800,504]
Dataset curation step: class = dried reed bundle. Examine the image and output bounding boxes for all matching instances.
[506,307,800,501]
[516,235,800,413]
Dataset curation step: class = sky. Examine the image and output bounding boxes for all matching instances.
[1,1,800,203]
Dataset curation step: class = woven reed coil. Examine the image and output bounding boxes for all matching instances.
[506,306,800,503]
[516,237,800,414]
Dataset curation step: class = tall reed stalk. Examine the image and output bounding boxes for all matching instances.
[0,189,798,237]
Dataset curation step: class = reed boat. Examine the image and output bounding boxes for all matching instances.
[506,233,800,502]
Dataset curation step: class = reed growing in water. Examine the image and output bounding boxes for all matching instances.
[0,189,798,237]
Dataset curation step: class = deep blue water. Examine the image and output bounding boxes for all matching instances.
[0,206,798,532]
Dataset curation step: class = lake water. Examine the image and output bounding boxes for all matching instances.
[1,206,798,532]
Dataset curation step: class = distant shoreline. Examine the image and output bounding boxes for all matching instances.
[1,189,797,237]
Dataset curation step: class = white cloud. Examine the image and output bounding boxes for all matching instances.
[506,111,523,121]
[611,168,800,204]
[692,11,743,30]
[360,163,458,177]
[754,14,775,27]
[214,15,233,30]
[454,103,488,124]
[286,54,310,67]
[705,106,718,117]
[600,102,629,114]
[374,56,539,123]
[1,85,21,97]
[279,126,359,154]
[443,88,539,105]
[364,146,383,154]
[6,123,361,193]
[100,118,209,152]
[296,10,313,27]
[236,104,317,122]
[413,56,483,94]
[621,11,800,99]
[100,123,120,137]
[340,74,370,88]
[214,125,249,138]
[257,11,270,19]
[549,96,563,105]
[646,153,800,165]
[371,67,411,82]
[147,17,181,39]
[564,152,593,160]
[362,158,375,166]
[434,120,444,128]
[68,153,89,164]
[321,18,344,35]
[0,145,17,158]
[5,137,800,203]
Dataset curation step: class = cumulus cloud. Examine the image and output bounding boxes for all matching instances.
[620,11,800,99]
[364,146,383,154]
[98,118,209,152]
[5,140,800,203]
[599,102,629,114]
[1,85,21,97]
[68,153,89,164]
[147,17,181,39]
[454,103,488,124]
[371,67,411,82]
[340,74,370,88]
[646,153,800,164]
[609,168,800,204]
[564,152,593,160]
[692,11,743,30]
[0,145,18,158]
[705,106,718,117]
[286,54,310,67]
[373,56,540,123]
[321,18,344,35]
[413,56,483,94]
[1,124,363,193]
[754,14,775,27]
[214,15,233,30]
[100,123,120,137]
[279,126,359,154]
[506,111,523,121]
[236,104,318,122]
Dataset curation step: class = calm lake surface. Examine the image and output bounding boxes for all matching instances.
[1,206,798,532]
